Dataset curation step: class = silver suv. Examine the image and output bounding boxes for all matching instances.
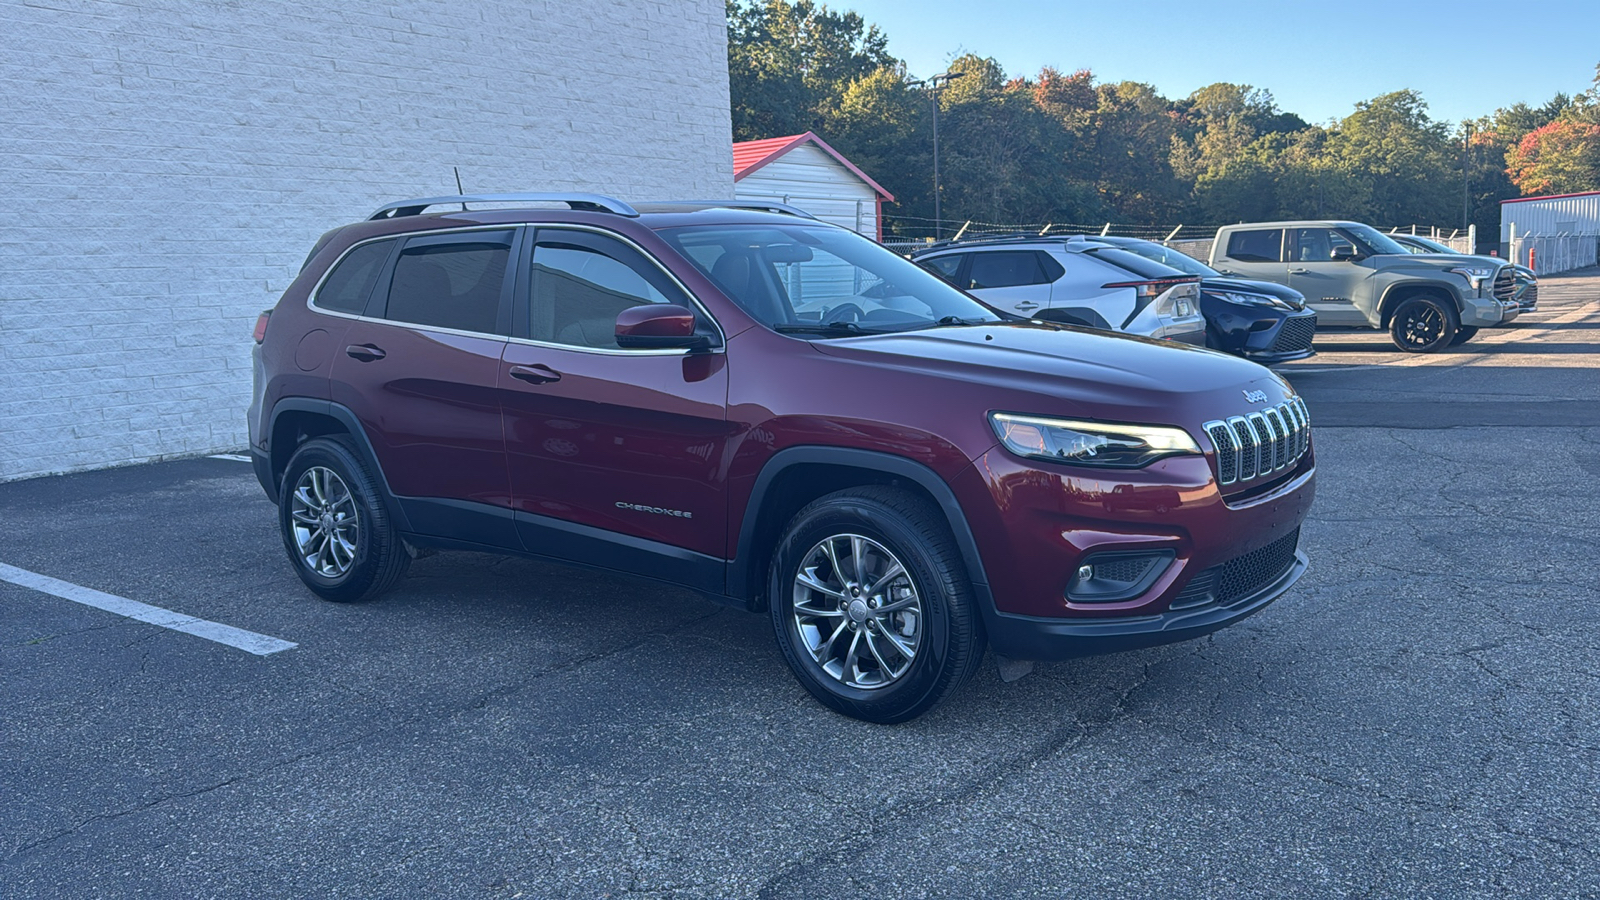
[912,236,1206,343]
[1209,221,1521,352]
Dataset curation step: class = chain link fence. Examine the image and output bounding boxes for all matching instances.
[1507,233,1600,275]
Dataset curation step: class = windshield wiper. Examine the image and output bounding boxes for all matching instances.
[773,322,874,336]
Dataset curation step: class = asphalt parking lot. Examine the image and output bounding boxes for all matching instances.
[4,271,1599,898]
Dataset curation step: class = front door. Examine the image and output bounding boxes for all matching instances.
[500,226,732,592]
[329,228,519,545]
[1286,227,1369,326]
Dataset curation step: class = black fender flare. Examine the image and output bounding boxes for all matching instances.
[262,398,412,532]
[727,446,993,608]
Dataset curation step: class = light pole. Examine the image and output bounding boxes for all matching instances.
[911,70,966,239]
[1462,122,1472,232]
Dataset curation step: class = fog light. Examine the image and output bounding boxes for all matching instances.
[1067,550,1176,603]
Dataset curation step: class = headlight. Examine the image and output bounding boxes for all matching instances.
[1448,266,1493,290]
[1209,290,1288,309]
[989,413,1201,468]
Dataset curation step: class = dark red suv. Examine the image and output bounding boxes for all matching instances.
[249,194,1315,722]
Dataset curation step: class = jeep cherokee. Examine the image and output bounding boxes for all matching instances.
[249,193,1315,723]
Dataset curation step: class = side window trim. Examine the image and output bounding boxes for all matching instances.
[512,224,725,354]
[368,227,519,337]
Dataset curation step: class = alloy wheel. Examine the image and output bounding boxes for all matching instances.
[289,466,360,578]
[1400,306,1444,348]
[791,533,923,690]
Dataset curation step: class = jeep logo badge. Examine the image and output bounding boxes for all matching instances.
[1242,389,1268,403]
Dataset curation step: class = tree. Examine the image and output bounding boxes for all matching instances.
[1505,120,1600,195]
[727,0,896,141]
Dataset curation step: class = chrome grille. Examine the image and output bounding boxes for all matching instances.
[1204,398,1311,486]
[1492,267,1517,302]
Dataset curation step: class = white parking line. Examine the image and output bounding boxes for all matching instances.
[0,562,296,656]
[208,453,253,462]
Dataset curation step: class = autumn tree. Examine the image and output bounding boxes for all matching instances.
[1505,120,1600,195]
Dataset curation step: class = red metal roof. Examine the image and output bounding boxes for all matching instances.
[731,131,894,201]
[1501,190,1600,204]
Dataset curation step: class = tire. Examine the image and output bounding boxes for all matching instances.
[768,486,985,723]
[1388,295,1458,352]
[1449,325,1479,346]
[278,436,410,602]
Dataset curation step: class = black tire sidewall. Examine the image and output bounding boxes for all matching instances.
[768,492,968,723]
[278,438,390,601]
[1390,296,1458,353]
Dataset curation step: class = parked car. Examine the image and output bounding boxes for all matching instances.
[250,193,1314,723]
[1390,233,1538,313]
[908,235,1207,343]
[1082,236,1317,363]
[1209,220,1522,351]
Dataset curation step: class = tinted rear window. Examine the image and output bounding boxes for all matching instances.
[381,237,512,334]
[967,251,1060,289]
[1225,229,1283,263]
[314,240,393,315]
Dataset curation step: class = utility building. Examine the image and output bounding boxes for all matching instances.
[1500,190,1600,273]
[733,133,894,240]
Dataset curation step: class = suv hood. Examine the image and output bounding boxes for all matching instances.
[809,322,1293,427]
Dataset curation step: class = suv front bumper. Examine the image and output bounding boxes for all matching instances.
[953,445,1315,661]
[984,549,1307,660]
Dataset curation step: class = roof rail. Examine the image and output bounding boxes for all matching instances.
[912,231,1086,253]
[369,193,639,220]
[651,200,820,221]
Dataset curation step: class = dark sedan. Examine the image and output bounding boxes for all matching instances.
[1089,236,1317,363]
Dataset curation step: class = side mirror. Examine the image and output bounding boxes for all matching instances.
[615,304,712,350]
[1331,246,1360,262]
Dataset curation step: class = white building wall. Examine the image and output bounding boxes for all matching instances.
[0,0,732,482]
[735,144,880,237]
[1500,192,1600,239]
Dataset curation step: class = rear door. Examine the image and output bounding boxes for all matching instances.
[961,250,1060,316]
[1285,227,1368,325]
[329,227,519,545]
[1214,228,1287,283]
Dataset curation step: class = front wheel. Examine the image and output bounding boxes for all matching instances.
[1389,295,1458,352]
[768,486,985,723]
[278,437,410,602]
[1449,325,1479,346]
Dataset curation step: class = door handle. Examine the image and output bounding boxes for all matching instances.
[508,364,562,385]
[345,344,386,362]
[1015,301,1040,311]
[1288,267,1310,274]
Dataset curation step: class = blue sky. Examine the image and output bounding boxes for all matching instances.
[834,0,1600,125]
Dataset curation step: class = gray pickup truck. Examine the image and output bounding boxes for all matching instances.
[1209,220,1521,352]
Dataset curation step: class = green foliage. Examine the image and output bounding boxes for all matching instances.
[727,1,1600,234]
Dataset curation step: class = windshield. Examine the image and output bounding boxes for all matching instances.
[1341,223,1411,256]
[1402,235,1454,254]
[1101,240,1218,277]
[656,224,1002,334]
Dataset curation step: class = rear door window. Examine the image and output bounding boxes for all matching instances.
[967,251,1059,289]
[1224,229,1284,263]
[314,240,395,315]
[378,231,515,334]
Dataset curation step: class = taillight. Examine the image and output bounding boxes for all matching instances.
[253,311,272,343]
[1101,277,1200,300]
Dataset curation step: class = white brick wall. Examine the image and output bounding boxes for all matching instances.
[0,0,733,481]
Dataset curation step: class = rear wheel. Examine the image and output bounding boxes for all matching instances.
[1449,325,1479,346]
[1389,295,1458,352]
[278,437,409,602]
[768,486,984,723]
